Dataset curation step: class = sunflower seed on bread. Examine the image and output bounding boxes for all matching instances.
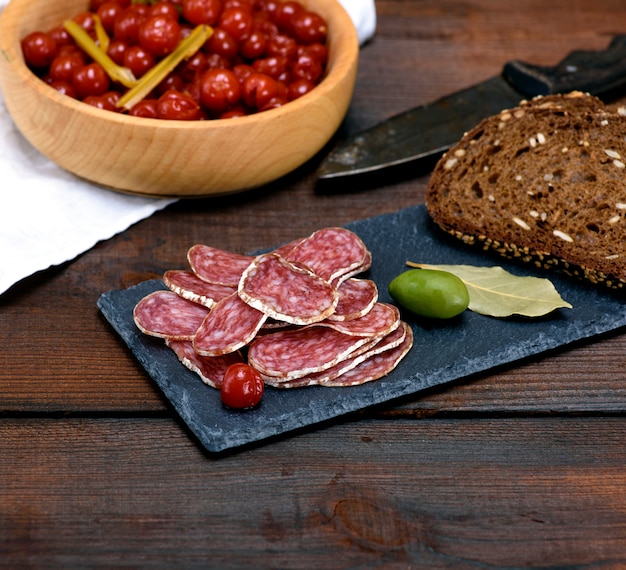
[425,91,626,289]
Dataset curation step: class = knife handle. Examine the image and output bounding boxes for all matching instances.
[502,34,626,98]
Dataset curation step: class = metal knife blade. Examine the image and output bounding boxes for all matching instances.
[317,35,626,180]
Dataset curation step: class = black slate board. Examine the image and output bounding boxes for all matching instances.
[98,205,626,454]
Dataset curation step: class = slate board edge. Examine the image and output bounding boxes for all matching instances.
[97,204,626,453]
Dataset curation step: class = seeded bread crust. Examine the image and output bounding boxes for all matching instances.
[425,91,626,288]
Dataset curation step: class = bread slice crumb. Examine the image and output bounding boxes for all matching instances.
[426,92,626,289]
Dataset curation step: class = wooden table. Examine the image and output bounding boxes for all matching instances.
[3,1,626,567]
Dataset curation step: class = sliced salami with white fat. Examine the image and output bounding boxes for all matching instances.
[271,237,303,257]
[248,325,374,380]
[134,226,414,393]
[285,227,370,284]
[187,244,253,286]
[163,269,236,308]
[330,250,373,287]
[238,253,338,325]
[316,302,399,338]
[266,322,409,388]
[166,339,245,389]
[133,290,210,340]
[327,278,378,322]
[330,302,399,336]
[193,292,267,356]
[321,325,414,387]
[317,303,400,339]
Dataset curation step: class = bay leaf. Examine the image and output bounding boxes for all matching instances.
[407,263,572,317]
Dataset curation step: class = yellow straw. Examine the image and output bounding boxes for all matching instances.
[93,14,110,53]
[116,25,213,111]
[63,20,137,88]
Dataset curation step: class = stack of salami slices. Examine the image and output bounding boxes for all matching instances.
[133,228,413,390]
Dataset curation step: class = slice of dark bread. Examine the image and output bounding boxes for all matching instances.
[426,91,626,288]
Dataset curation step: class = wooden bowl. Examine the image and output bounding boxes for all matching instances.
[0,0,358,197]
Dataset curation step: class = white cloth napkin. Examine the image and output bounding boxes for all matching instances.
[341,0,376,46]
[0,0,376,296]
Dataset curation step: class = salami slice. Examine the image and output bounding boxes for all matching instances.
[266,322,409,388]
[321,325,414,387]
[248,325,373,380]
[331,250,373,287]
[187,244,253,286]
[238,253,338,325]
[319,303,400,337]
[285,227,370,283]
[133,290,210,340]
[134,226,414,394]
[193,292,267,356]
[163,269,236,308]
[327,278,378,321]
[272,237,304,257]
[166,339,245,389]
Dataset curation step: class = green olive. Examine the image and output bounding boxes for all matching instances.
[388,268,470,319]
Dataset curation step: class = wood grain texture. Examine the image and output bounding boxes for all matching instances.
[1,418,625,569]
[1,0,626,565]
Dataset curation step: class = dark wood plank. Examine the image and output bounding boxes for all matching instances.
[349,0,626,129]
[1,417,625,568]
[3,1,626,565]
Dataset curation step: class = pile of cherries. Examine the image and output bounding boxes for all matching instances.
[21,0,329,120]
